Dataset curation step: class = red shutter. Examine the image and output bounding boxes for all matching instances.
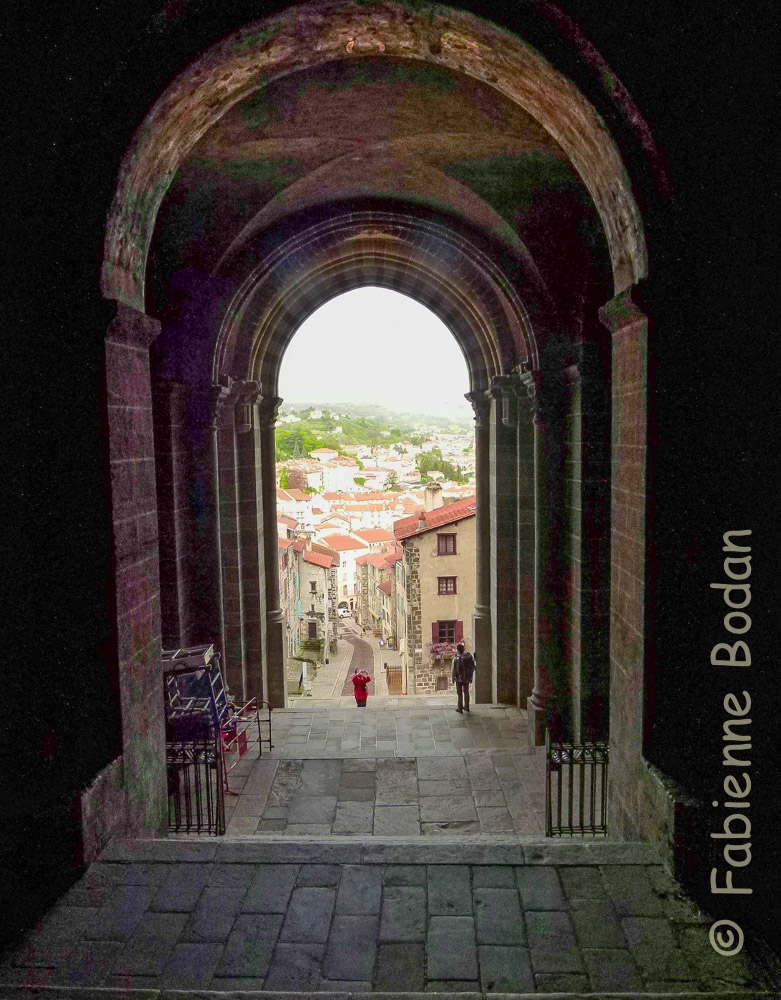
[432,622,439,643]
[455,620,464,643]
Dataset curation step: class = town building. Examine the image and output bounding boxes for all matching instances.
[393,487,477,695]
[318,533,368,610]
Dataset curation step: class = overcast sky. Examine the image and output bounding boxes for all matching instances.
[279,287,472,419]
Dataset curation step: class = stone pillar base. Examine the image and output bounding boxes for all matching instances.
[265,610,287,709]
[526,696,547,746]
[472,609,492,704]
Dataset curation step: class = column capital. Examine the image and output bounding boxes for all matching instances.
[562,362,581,394]
[210,374,234,429]
[106,301,161,348]
[233,380,261,434]
[486,372,522,427]
[598,283,648,332]
[464,390,491,428]
[257,395,284,429]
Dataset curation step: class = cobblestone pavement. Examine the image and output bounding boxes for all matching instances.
[268,702,526,757]
[340,634,377,697]
[3,839,778,996]
[224,752,546,837]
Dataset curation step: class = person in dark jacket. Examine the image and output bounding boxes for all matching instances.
[451,643,475,713]
[352,667,371,707]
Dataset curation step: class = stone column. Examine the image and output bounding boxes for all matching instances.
[214,379,247,701]
[209,376,232,682]
[104,302,167,837]
[465,390,492,704]
[521,366,568,745]
[487,374,520,706]
[561,361,583,741]
[234,381,265,702]
[152,377,190,649]
[578,337,612,743]
[599,288,650,837]
[516,386,535,709]
[257,395,287,709]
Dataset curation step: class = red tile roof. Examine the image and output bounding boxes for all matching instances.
[311,542,338,562]
[384,545,402,566]
[276,488,290,501]
[368,553,389,569]
[321,534,368,552]
[303,549,335,568]
[293,540,305,553]
[377,580,392,595]
[355,554,372,566]
[278,537,293,550]
[354,528,394,542]
[286,489,308,501]
[393,496,477,540]
[277,515,297,528]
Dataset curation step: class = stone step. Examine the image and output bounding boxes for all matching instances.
[102,836,664,867]
[0,984,775,999]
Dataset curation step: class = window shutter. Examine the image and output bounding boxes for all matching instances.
[432,622,439,643]
[455,620,464,643]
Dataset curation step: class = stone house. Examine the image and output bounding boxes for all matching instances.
[394,492,477,695]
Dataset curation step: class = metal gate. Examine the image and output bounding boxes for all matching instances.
[166,727,225,835]
[545,733,609,837]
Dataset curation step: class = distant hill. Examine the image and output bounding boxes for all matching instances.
[280,402,472,432]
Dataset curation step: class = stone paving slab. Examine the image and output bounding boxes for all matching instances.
[224,749,548,837]
[5,845,780,997]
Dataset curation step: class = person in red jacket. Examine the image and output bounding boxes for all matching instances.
[351,667,371,707]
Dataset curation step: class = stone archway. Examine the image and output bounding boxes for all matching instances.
[99,0,658,845]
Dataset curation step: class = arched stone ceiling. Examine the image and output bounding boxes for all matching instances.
[103,0,647,310]
[149,57,610,340]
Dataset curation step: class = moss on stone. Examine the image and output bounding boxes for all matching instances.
[188,155,304,195]
[305,58,455,93]
[232,24,280,54]
[442,151,588,226]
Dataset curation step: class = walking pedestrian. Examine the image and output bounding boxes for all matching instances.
[352,666,371,707]
[451,643,475,713]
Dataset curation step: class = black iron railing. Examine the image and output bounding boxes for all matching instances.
[545,732,609,837]
[166,727,225,835]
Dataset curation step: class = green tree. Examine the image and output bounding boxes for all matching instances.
[385,470,400,491]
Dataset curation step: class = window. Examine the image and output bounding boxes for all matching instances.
[310,580,317,592]
[435,620,456,643]
[438,576,457,595]
[437,533,456,555]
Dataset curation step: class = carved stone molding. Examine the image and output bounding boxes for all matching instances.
[257,395,284,429]
[487,372,522,427]
[210,374,234,429]
[464,390,491,429]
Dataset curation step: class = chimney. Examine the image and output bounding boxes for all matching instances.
[417,511,426,531]
[424,482,444,512]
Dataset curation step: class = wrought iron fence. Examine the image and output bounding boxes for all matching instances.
[545,732,609,837]
[166,727,225,835]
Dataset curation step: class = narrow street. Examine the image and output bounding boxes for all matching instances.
[339,632,377,698]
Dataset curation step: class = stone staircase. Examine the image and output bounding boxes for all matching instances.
[2,836,779,998]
